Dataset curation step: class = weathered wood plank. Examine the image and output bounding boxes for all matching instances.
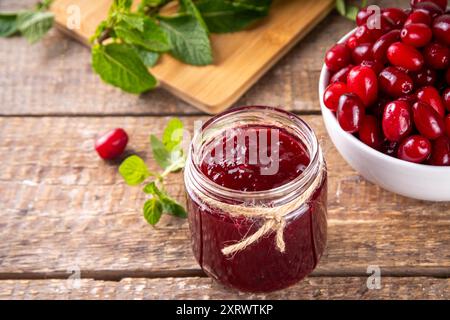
[0,116,449,276]
[0,277,448,299]
[0,0,406,115]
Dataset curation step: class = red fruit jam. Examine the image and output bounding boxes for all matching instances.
[184,106,327,292]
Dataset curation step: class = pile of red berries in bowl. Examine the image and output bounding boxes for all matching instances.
[319,0,450,201]
[323,0,450,165]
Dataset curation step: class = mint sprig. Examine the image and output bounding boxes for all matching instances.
[119,118,187,226]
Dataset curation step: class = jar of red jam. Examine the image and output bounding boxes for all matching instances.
[184,106,327,292]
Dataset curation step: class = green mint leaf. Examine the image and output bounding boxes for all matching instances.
[113,0,133,10]
[143,181,160,195]
[160,197,187,218]
[179,0,209,32]
[92,43,157,94]
[143,198,163,225]
[345,5,359,21]
[163,118,184,151]
[90,20,108,43]
[143,182,187,219]
[37,0,55,11]
[115,17,171,52]
[196,0,267,33]
[0,13,19,37]
[132,46,160,67]
[159,14,212,66]
[119,13,145,32]
[335,0,346,16]
[232,0,272,12]
[17,11,54,44]
[150,134,171,169]
[119,155,151,185]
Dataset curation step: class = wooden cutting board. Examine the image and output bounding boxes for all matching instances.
[50,0,334,114]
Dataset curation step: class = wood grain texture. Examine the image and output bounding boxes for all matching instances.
[0,277,448,299]
[50,0,335,113]
[0,116,449,277]
[0,0,404,116]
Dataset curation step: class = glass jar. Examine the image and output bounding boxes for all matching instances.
[184,106,327,292]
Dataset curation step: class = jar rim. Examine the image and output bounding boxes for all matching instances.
[185,106,322,204]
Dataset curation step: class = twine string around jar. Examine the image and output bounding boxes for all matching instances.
[194,157,325,256]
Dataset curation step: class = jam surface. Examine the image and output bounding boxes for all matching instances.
[187,124,327,292]
[200,126,310,191]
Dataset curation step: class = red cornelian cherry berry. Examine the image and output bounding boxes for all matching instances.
[387,42,424,71]
[382,100,412,142]
[423,42,450,69]
[356,7,373,26]
[443,88,450,111]
[355,25,375,44]
[410,67,437,86]
[347,66,378,106]
[429,135,450,165]
[410,0,448,11]
[95,128,129,160]
[352,44,373,64]
[379,66,414,98]
[366,15,395,41]
[405,9,432,26]
[337,93,366,133]
[411,1,445,18]
[382,8,408,28]
[346,35,359,50]
[412,101,445,140]
[330,65,354,83]
[432,14,450,46]
[325,44,351,72]
[397,134,432,163]
[323,82,348,112]
[445,114,450,136]
[416,86,446,117]
[359,115,383,148]
[360,60,384,74]
[372,30,401,63]
[401,23,433,47]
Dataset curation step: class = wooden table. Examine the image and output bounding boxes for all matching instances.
[0,0,449,300]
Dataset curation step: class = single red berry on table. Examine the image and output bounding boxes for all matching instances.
[347,65,378,106]
[379,67,414,98]
[359,115,383,148]
[95,128,129,160]
[416,86,446,117]
[429,135,450,165]
[387,42,424,71]
[412,101,445,140]
[382,100,413,142]
[323,82,348,112]
[423,42,450,69]
[325,44,351,72]
[432,14,450,46]
[397,134,432,163]
[337,93,366,133]
[401,23,433,47]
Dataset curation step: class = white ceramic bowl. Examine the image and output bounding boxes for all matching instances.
[319,29,450,202]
